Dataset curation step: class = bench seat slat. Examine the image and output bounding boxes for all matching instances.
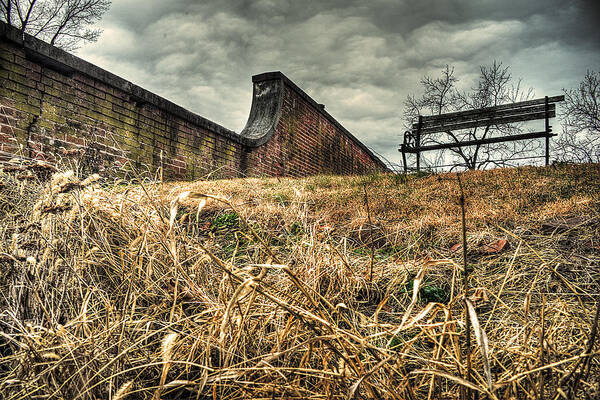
[416,109,555,135]
[402,131,555,153]
[414,104,553,129]
[415,95,564,125]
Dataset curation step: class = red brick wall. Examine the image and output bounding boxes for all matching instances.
[0,26,243,180]
[0,22,387,179]
[244,80,386,177]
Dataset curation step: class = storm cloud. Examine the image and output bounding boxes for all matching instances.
[77,0,600,166]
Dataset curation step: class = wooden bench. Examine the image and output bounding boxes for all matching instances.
[399,95,565,171]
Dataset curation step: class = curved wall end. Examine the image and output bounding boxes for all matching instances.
[239,71,389,177]
[239,72,284,147]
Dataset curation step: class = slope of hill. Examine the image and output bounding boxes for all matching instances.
[0,163,599,399]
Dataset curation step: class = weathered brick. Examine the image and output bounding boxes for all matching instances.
[0,50,13,63]
[27,96,41,108]
[0,124,16,134]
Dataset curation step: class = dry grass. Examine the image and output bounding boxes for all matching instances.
[0,160,599,399]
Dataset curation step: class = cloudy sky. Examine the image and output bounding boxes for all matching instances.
[77,0,600,167]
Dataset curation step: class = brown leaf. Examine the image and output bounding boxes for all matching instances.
[450,243,462,252]
[541,216,588,233]
[468,287,489,304]
[482,239,507,254]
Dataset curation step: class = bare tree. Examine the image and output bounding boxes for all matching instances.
[0,0,111,51]
[403,65,459,168]
[403,61,535,170]
[556,70,600,163]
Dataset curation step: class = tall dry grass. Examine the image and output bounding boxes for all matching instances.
[0,159,599,399]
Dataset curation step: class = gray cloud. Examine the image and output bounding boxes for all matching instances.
[77,0,600,167]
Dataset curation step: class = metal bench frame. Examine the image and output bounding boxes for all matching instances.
[399,95,565,172]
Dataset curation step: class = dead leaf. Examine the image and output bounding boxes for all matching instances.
[541,216,588,233]
[468,287,489,304]
[482,239,508,254]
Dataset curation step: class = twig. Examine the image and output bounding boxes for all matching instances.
[457,173,472,400]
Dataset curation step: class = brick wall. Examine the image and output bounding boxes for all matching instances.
[242,73,387,177]
[0,22,387,179]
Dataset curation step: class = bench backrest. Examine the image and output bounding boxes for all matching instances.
[411,95,564,135]
[400,95,565,171]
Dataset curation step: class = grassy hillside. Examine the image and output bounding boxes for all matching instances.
[0,162,599,399]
